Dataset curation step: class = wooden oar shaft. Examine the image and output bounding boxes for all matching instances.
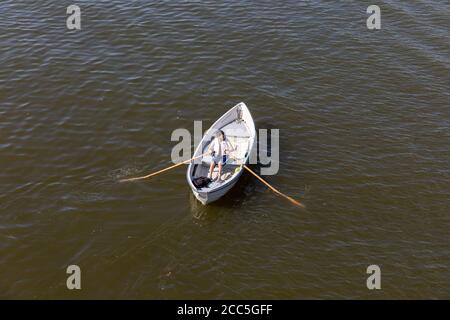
[120,153,206,183]
[243,165,305,208]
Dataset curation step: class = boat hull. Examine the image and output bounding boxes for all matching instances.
[187,102,255,205]
[191,169,243,204]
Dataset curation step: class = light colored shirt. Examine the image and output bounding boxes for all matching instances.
[210,138,231,157]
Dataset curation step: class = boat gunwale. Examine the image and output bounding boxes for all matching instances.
[186,102,255,197]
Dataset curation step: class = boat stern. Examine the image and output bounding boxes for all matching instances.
[192,189,208,205]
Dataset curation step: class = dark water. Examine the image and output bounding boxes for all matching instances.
[1,0,449,299]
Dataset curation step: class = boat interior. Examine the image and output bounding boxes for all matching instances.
[189,116,253,191]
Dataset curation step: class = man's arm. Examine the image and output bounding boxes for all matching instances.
[207,139,215,154]
[226,140,236,154]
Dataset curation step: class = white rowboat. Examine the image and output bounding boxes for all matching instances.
[186,102,256,205]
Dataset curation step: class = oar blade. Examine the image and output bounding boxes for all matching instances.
[285,195,305,208]
[243,165,305,209]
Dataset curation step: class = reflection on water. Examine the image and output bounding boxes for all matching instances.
[190,192,211,222]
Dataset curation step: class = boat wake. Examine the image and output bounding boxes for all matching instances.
[110,165,147,182]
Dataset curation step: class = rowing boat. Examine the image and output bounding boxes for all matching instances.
[186,102,256,204]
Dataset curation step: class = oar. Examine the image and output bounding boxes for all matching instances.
[119,153,207,183]
[243,164,305,208]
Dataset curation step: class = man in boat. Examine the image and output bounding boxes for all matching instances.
[207,130,235,181]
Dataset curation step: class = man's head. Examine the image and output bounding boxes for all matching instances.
[215,130,225,141]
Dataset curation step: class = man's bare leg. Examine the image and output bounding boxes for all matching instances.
[217,162,223,181]
[208,161,215,179]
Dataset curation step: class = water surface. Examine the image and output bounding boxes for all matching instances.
[0,0,449,299]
